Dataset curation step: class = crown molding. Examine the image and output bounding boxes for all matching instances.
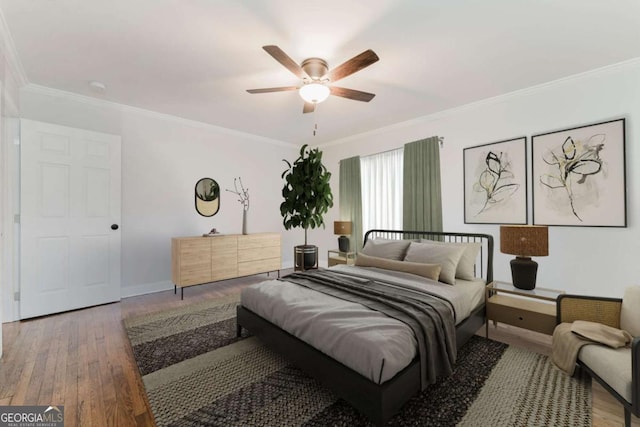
[0,9,28,87]
[321,56,640,149]
[22,84,298,149]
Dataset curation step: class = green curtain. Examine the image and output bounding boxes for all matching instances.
[403,136,443,232]
[339,156,363,252]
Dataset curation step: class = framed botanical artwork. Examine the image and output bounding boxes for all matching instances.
[464,137,527,224]
[532,118,626,227]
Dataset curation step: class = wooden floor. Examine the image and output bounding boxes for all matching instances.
[0,272,637,427]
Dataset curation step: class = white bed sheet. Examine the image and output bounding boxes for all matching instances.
[240,265,485,384]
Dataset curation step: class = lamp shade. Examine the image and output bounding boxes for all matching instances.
[334,221,352,235]
[299,83,330,104]
[500,225,549,257]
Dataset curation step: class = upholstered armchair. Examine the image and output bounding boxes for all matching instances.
[556,287,640,427]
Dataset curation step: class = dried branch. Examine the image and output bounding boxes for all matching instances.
[225,177,249,211]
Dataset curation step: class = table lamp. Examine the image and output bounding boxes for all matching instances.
[500,225,548,290]
[334,221,352,253]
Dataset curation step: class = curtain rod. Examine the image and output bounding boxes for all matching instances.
[359,136,445,159]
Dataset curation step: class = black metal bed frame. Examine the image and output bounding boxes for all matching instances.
[236,229,494,425]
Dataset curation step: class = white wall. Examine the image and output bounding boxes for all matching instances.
[6,56,640,327]
[15,86,299,310]
[321,59,640,299]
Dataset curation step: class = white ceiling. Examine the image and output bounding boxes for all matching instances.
[2,0,640,144]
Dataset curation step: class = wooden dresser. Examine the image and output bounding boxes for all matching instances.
[172,232,281,298]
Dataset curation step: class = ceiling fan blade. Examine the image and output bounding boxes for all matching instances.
[330,86,376,102]
[246,86,298,94]
[263,45,309,79]
[303,102,316,114]
[326,49,379,83]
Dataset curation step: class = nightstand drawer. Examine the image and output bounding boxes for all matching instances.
[328,257,349,267]
[487,294,557,335]
[327,250,356,267]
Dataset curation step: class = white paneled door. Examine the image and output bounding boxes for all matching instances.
[20,120,121,319]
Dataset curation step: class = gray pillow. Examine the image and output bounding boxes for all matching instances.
[355,253,441,281]
[404,241,466,285]
[420,239,481,280]
[361,238,411,261]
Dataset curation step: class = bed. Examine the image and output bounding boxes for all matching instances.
[236,229,494,425]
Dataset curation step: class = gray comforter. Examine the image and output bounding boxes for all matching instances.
[282,269,457,388]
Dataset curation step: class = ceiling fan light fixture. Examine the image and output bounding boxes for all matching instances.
[247,46,379,113]
[299,83,330,104]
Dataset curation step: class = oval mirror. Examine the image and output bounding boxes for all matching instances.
[195,178,220,217]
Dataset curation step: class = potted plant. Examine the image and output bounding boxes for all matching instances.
[280,144,333,269]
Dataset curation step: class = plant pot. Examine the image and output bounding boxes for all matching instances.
[294,245,318,270]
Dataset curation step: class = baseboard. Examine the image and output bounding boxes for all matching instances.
[121,280,174,298]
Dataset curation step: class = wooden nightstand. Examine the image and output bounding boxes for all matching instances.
[485,281,564,337]
[328,250,356,267]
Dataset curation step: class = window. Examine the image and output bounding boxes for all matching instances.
[360,148,403,233]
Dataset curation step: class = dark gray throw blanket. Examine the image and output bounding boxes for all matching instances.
[281,269,457,389]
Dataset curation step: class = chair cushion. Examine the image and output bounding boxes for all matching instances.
[620,286,640,337]
[578,344,632,402]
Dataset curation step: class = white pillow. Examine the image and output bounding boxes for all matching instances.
[404,241,466,285]
[420,239,481,280]
[620,286,640,337]
[361,238,411,261]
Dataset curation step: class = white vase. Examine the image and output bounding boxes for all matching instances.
[242,209,248,235]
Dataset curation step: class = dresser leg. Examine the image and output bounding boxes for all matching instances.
[181,288,184,300]
[174,285,176,294]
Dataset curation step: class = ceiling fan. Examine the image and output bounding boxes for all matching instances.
[247,45,379,113]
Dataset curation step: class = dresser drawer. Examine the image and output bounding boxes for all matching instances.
[238,233,280,250]
[238,245,280,263]
[238,257,280,277]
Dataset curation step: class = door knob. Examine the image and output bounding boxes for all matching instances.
[111,224,119,230]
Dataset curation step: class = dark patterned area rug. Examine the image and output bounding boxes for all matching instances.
[124,294,592,426]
